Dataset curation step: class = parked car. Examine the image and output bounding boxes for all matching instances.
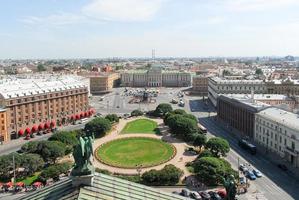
[199,191,211,200]
[190,191,202,200]
[239,177,247,185]
[245,171,256,180]
[252,169,263,177]
[277,164,288,171]
[208,191,222,200]
[239,164,248,172]
[181,189,191,197]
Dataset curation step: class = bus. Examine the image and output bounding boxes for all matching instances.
[198,123,207,134]
[238,139,257,155]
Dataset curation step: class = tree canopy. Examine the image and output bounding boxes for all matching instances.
[193,157,237,186]
[206,137,230,157]
[142,164,183,186]
[131,109,143,117]
[154,103,173,116]
[105,114,119,123]
[84,117,112,138]
[255,68,263,75]
[21,140,66,163]
[193,134,207,149]
[37,64,46,72]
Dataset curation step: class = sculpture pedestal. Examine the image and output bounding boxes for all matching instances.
[72,174,94,187]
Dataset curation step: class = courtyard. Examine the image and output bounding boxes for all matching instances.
[93,117,197,175]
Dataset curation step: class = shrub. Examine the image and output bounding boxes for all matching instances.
[84,117,112,138]
[142,164,183,186]
[131,109,143,117]
[105,114,119,123]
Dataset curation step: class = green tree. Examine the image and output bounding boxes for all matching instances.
[21,141,39,153]
[197,149,214,158]
[49,131,78,146]
[39,162,72,182]
[255,68,263,75]
[131,109,143,116]
[105,114,119,123]
[193,134,207,150]
[183,113,197,122]
[84,117,112,138]
[37,64,46,72]
[22,141,66,163]
[155,103,173,117]
[142,164,183,186]
[193,157,237,186]
[21,153,44,176]
[168,115,198,142]
[172,109,186,115]
[49,131,79,154]
[206,137,230,157]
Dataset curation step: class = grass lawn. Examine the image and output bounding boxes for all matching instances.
[17,172,40,185]
[121,119,159,134]
[97,137,175,168]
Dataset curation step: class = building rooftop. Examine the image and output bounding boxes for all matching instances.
[20,173,192,200]
[226,94,294,101]
[210,77,264,84]
[257,107,299,132]
[219,94,270,112]
[0,76,87,99]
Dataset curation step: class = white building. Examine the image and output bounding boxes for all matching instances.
[255,107,299,167]
[121,68,191,87]
[208,77,267,106]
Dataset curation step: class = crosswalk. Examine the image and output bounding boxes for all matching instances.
[247,192,268,200]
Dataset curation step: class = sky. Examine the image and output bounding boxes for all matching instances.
[1,0,299,59]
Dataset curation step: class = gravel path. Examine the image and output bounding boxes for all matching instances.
[93,117,197,176]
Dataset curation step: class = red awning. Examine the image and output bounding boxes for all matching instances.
[5,182,13,188]
[38,123,44,130]
[16,182,24,187]
[25,127,31,134]
[84,111,89,117]
[80,112,84,118]
[18,129,24,136]
[31,125,38,132]
[32,181,42,187]
[50,120,56,128]
[45,122,50,129]
[75,114,80,120]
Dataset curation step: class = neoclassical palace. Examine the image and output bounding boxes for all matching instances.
[120,68,191,87]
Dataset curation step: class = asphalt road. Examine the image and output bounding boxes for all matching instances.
[0,121,90,156]
[185,96,299,200]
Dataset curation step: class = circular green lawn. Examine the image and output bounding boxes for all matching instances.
[96,137,176,168]
[121,118,158,134]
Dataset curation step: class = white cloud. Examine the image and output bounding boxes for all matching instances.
[21,13,88,26]
[82,0,165,22]
[224,0,298,11]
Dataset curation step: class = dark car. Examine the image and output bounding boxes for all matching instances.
[181,189,191,197]
[277,164,288,171]
[199,191,211,200]
[208,191,222,200]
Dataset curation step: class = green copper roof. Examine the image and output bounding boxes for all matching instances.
[19,173,192,200]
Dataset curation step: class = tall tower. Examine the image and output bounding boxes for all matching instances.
[152,49,155,61]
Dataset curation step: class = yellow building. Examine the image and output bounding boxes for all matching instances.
[0,108,8,143]
[90,73,120,94]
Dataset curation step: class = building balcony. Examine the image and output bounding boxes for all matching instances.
[284,146,299,156]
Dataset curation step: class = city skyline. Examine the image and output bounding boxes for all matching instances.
[1,0,299,59]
